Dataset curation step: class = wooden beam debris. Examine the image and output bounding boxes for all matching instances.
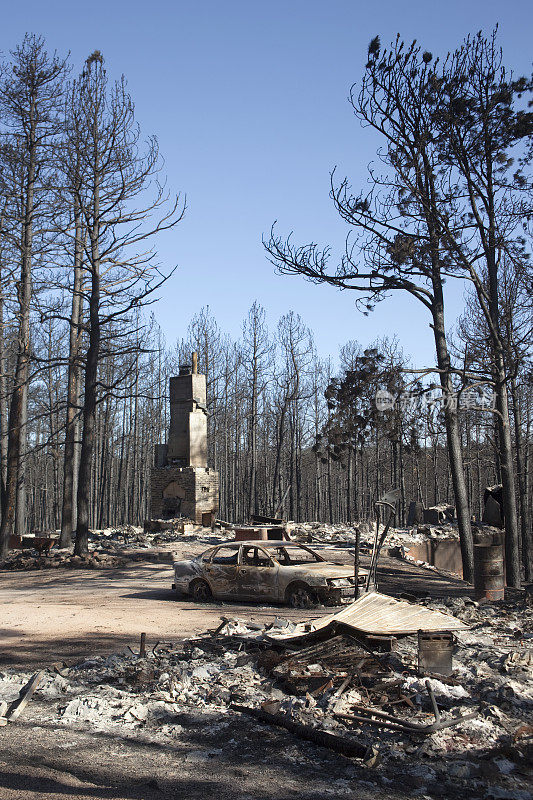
[230,701,373,760]
[7,670,45,722]
[139,632,147,659]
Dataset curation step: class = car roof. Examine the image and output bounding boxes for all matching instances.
[230,540,310,547]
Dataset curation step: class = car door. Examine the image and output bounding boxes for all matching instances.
[203,545,240,598]
[238,546,279,601]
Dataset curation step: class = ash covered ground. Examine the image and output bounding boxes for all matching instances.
[0,522,531,800]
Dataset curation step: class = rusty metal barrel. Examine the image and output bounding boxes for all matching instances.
[417,631,454,676]
[474,542,505,601]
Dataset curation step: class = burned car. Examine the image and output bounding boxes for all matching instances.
[172,541,367,608]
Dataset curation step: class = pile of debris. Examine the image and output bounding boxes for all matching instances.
[2,592,531,798]
[0,548,128,571]
[90,523,232,550]
[0,516,462,574]
[291,520,459,547]
[0,523,227,571]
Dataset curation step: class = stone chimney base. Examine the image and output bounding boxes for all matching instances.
[150,465,219,526]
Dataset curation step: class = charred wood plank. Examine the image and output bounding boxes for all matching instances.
[7,670,44,722]
[231,702,370,758]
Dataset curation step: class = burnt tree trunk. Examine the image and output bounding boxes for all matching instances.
[74,243,100,556]
[0,108,35,557]
[431,289,474,583]
[60,200,83,547]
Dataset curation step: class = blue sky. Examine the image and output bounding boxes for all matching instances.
[4,1,532,367]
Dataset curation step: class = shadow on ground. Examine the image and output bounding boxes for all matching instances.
[1,553,475,669]
[0,715,410,800]
[0,632,162,668]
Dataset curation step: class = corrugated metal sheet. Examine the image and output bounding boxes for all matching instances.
[266,591,468,640]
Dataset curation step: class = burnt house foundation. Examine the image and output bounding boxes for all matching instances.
[149,353,219,526]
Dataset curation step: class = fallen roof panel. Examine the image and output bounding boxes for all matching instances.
[266,591,468,640]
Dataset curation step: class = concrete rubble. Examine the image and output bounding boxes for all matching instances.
[1,592,531,799]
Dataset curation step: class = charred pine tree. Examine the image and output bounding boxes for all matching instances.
[66,52,183,556]
[0,36,67,557]
[58,94,86,547]
[242,302,270,518]
[0,198,11,501]
[265,36,476,580]
[457,256,533,581]
[432,31,533,586]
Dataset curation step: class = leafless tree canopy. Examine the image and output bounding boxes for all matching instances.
[0,33,531,585]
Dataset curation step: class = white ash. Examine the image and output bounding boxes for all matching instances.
[1,592,531,799]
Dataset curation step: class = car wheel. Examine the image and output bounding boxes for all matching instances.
[286,584,316,609]
[190,579,213,603]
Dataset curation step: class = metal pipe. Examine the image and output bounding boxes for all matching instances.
[335,707,479,734]
[366,502,395,591]
[365,508,381,592]
[425,680,441,722]
[371,505,395,586]
[354,526,361,599]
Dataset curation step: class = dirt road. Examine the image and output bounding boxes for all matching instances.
[1,541,470,668]
[0,561,322,668]
[0,543,475,800]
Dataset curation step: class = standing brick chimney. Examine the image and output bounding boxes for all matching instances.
[149,352,219,526]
